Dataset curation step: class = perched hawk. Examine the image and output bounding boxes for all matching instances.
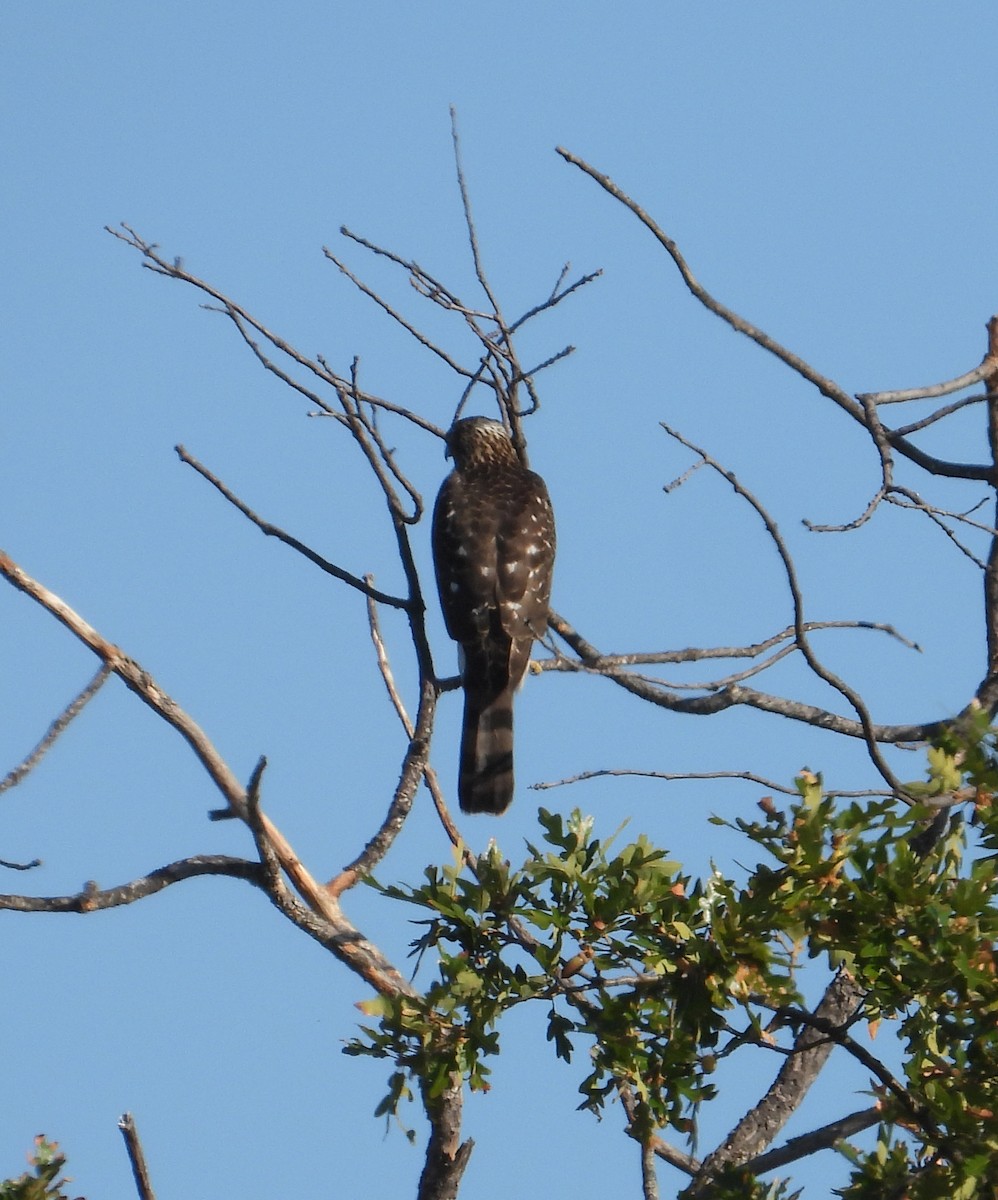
[432,417,556,814]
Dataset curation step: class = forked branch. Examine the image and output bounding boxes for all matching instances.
[0,549,412,998]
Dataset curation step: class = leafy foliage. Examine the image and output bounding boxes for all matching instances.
[0,1139,81,1200]
[349,722,998,1196]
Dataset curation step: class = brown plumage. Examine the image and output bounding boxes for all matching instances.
[432,418,556,814]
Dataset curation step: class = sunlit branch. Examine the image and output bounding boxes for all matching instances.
[326,593,443,898]
[640,1138,660,1200]
[0,550,413,997]
[361,583,463,852]
[857,361,995,404]
[753,996,943,1146]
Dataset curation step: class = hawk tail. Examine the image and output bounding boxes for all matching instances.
[459,686,515,814]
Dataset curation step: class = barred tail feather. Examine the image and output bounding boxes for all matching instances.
[459,687,515,814]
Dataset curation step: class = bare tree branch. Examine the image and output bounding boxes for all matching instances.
[980,316,998,713]
[417,1077,474,1200]
[1,663,112,794]
[106,224,349,403]
[118,1113,157,1200]
[661,424,909,795]
[640,1138,660,1200]
[450,107,505,339]
[548,609,943,744]
[888,486,989,569]
[555,147,997,484]
[693,970,865,1191]
[174,443,410,608]
[507,265,603,335]
[360,582,464,853]
[537,619,921,673]
[534,767,799,795]
[619,1082,701,1176]
[0,549,413,997]
[0,855,41,871]
[857,362,995,405]
[0,855,264,913]
[741,1105,881,1175]
[324,247,477,380]
[533,767,892,801]
[890,391,987,434]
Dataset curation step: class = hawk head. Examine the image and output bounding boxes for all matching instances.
[445,417,518,471]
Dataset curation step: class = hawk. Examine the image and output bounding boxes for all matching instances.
[432,417,556,814]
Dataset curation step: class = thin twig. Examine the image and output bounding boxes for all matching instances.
[660,424,908,797]
[804,392,893,533]
[0,855,41,871]
[536,618,922,672]
[325,249,475,380]
[533,768,890,800]
[107,224,347,401]
[327,594,444,897]
[450,107,504,328]
[361,582,462,850]
[891,391,987,434]
[0,855,264,913]
[547,609,943,744]
[346,364,425,521]
[338,226,495,353]
[508,267,603,335]
[555,148,994,484]
[174,444,409,608]
[513,343,576,383]
[217,303,339,416]
[888,487,989,569]
[1,664,112,794]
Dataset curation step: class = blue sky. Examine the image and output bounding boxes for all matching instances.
[4,4,998,1197]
